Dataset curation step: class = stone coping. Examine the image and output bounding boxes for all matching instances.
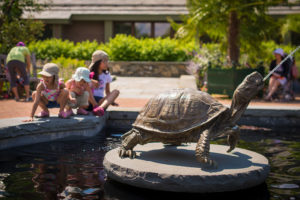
[0,106,299,150]
[104,143,270,193]
[0,115,107,150]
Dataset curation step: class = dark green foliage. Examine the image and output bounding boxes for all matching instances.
[0,0,48,54]
[171,0,288,65]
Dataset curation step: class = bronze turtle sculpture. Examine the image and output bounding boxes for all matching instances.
[119,71,264,167]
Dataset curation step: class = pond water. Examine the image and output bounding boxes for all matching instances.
[0,126,299,200]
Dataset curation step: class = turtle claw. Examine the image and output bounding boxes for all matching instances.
[227,146,234,153]
[198,156,218,169]
[118,147,136,159]
[128,150,136,159]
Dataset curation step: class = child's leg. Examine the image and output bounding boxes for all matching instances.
[76,91,89,115]
[32,91,49,113]
[78,91,90,109]
[99,89,119,109]
[56,89,69,113]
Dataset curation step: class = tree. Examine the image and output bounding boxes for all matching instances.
[280,14,300,44]
[0,0,48,53]
[173,0,287,66]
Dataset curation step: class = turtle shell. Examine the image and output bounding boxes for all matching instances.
[133,88,228,134]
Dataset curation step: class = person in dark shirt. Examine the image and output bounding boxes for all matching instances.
[265,48,290,101]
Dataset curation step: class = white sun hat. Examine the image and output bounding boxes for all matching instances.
[72,67,91,83]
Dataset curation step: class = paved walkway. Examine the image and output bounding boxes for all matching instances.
[0,76,300,119]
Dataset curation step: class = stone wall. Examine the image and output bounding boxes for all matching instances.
[36,60,190,78]
[108,61,190,77]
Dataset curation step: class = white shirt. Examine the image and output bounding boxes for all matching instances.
[93,72,112,97]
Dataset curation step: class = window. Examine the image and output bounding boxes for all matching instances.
[114,22,173,38]
[154,23,171,38]
[40,24,53,40]
[135,23,151,38]
[114,22,132,36]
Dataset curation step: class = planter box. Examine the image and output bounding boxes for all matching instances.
[108,61,189,77]
[207,67,265,98]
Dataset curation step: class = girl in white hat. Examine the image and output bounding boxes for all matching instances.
[23,63,70,122]
[65,67,104,116]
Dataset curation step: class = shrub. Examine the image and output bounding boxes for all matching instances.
[106,35,142,61]
[71,40,100,60]
[28,35,196,62]
[107,35,194,61]
[28,39,75,60]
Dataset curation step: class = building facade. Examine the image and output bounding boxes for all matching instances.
[23,0,300,44]
[24,0,188,43]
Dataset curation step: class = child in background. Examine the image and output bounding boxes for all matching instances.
[23,63,70,122]
[65,67,104,116]
[88,50,119,113]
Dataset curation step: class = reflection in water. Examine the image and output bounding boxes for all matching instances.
[0,128,299,200]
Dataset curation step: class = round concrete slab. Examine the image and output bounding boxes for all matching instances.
[103,143,270,193]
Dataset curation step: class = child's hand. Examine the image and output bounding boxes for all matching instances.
[72,87,83,95]
[22,117,34,122]
[91,80,99,88]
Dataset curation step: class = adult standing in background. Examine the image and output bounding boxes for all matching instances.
[265,48,290,101]
[6,42,32,101]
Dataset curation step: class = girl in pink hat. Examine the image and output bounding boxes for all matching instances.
[88,50,119,113]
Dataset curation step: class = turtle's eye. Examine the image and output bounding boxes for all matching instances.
[248,76,256,82]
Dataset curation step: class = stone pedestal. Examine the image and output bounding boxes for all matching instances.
[103,143,269,193]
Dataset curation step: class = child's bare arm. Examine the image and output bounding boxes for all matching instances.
[105,83,111,96]
[91,79,99,89]
[86,84,98,107]
[23,83,43,122]
[65,80,76,103]
[65,80,71,90]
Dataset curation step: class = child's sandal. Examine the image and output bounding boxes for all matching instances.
[66,109,74,116]
[58,111,70,119]
[93,106,105,116]
[77,108,89,115]
[36,111,49,118]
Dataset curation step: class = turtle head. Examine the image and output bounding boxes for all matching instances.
[233,71,264,101]
[230,71,264,123]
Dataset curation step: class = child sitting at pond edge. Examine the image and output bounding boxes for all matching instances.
[65,67,104,116]
[23,63,70,122]
[88,50,119,111]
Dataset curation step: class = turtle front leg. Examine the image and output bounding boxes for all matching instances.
[195,129,217,168]
[227,125,240,153]
[119,129,142,159]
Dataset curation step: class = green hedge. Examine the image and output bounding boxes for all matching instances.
[28,35,195,62]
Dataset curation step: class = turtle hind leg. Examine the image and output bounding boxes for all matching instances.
[119,129,142,159]
[195,129,217,168]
